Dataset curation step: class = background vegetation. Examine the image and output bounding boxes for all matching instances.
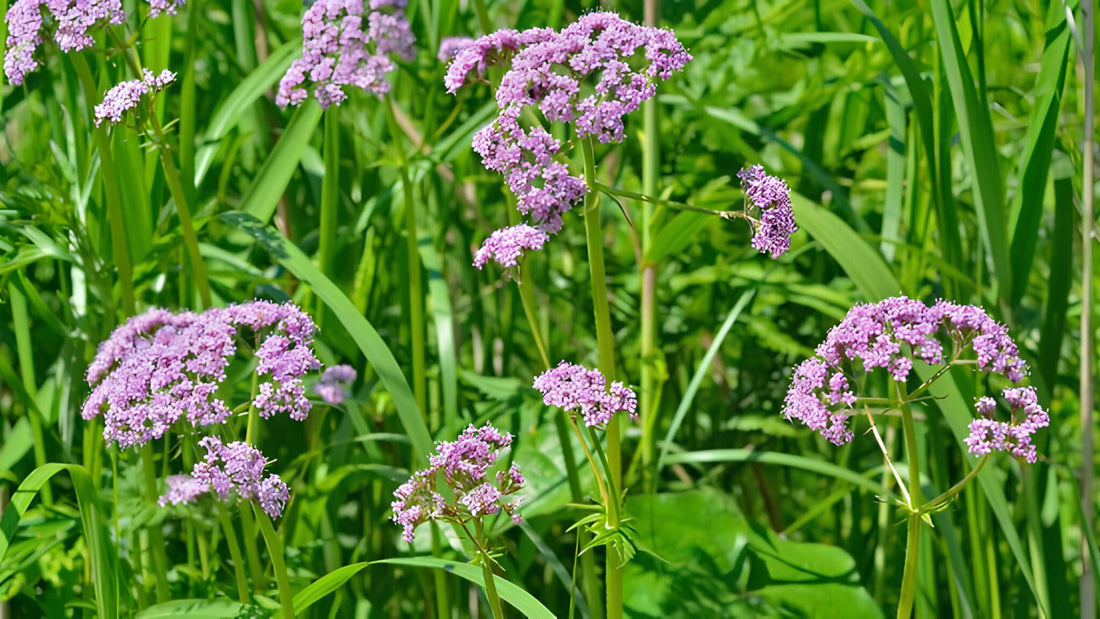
[0,0,1096,617]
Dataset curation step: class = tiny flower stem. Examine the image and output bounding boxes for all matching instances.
[244,370,260,446]
[516,268,551,369]
[237,506,265,594]
[318,108,340,308]
[569,419,609,505]
[639,0,661,495]
[918,454,990,515]
[217,509,251,605]
[863,405,912,508]
[896,383,923,619]
[253,505,294,619]
[581,137,624,619]
[590,181,736,219]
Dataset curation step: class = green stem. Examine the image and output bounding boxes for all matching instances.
[385,98,427,415]
[254,505,294,619]
[581,137,624,619]
[238,506,265,594]
[516,269,551,369]
[638,50,659,488]
[590,181,733,218]
[319,109,340,281]
[72,53,135,315]
[217,510,251,605]
[1079,0,1096,613]
[896,385,922,619]
[140,444,171,602]
[473,520,505,619]
[244,370,260,446]
[919,455,989,514]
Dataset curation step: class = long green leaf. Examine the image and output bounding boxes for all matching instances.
[194,41,298,184]
[791,193,899,299]
[0,463,118,619]
[929,0,1011,303]
[238,101,323,224]
[222,211,432,461]
[134,600,245,618]
[1008,2,1072,304]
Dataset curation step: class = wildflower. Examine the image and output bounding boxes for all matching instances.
[782,296,1031,445]
[965,386,1049,463]
[473,224,550,271]
[3,0,124,85]
[737,165,797,258]
[82,301,321,449]
[534,361,637,429]
[276,0,415,109]
[93,69,176,127]
[437,35,474,62]
[391,423,524,543]
[147,0,185,17]
[449,12,691,266]
[160,436,291,518]
[314,364,357,404]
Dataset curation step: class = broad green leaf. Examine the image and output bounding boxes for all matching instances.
[644,211,709,263]
[222,211,432,462]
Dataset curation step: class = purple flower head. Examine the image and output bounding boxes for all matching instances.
[93,69,176,127]
[533,361,638,429]
[437,35,474,62]
[146,0,184,17]
[782,296,1032,446]
[965,386,1049,463]
[314,364,357,404]
[276,0,415,109]
[453,12,690,271]
[737,165,797,258]
[4,0,125,85]
[473,224,549,272]
[390,423,524,543]
[160,436,291,518]
[82,301,321,449]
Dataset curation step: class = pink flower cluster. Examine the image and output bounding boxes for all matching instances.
[93,68,176,127]
[737,165,797,258]
[534,361,637,429]
[314,364,357,404]
[391,423,524,543]
[3,0,181,85]
[783,296,1031,446]
[436,35,473,62]
[448,12,691,270]
[472,224,549,273]
[158,436,290,518]
[966,386,1049,463]
[82,300,321,449]
[276,0,415,109]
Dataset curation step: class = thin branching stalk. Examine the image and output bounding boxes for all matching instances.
[896,384,923,619]
[581,136,624,619]
[319,109,340,283]
[254,506,294,619]
[139,443,171,602]
[639,0,661,494]
[217,510,251,604]
[474,520,506,619]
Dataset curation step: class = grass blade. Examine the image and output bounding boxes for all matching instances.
[238,101,323,224]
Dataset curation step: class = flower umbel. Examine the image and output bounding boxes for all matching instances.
[782,296,1032,446]
[93,69,176,127]
[159,436,291,518]
[966,386,1050,463]
[276,0,415,109]
[390,423,524,543]
[3,0,125,85]
[534,361,638,429]
[737,165,797,258]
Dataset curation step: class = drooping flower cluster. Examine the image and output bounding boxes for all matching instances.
[93,69,176,126]
[436,35,473,62]
[158,436,290,518]
[783,296,1031,446]
[449,12,691,269]
[472,224,549,273]
[82,300,321,449]
[534,361,638,429]
[276,0,415,109]
[314,364,357,404]
[966,386,1049,463]
[3,0,181,85]
[737,165,797,258]
[391,423,524,543]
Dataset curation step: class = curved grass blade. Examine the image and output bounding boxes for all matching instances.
[0,463,118,619]
[662,449,892,499]
[291,557,556,618]
[221,211,433,462]
[134,599,245,618]
[238,101,323,224]
[655,288,755,472]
